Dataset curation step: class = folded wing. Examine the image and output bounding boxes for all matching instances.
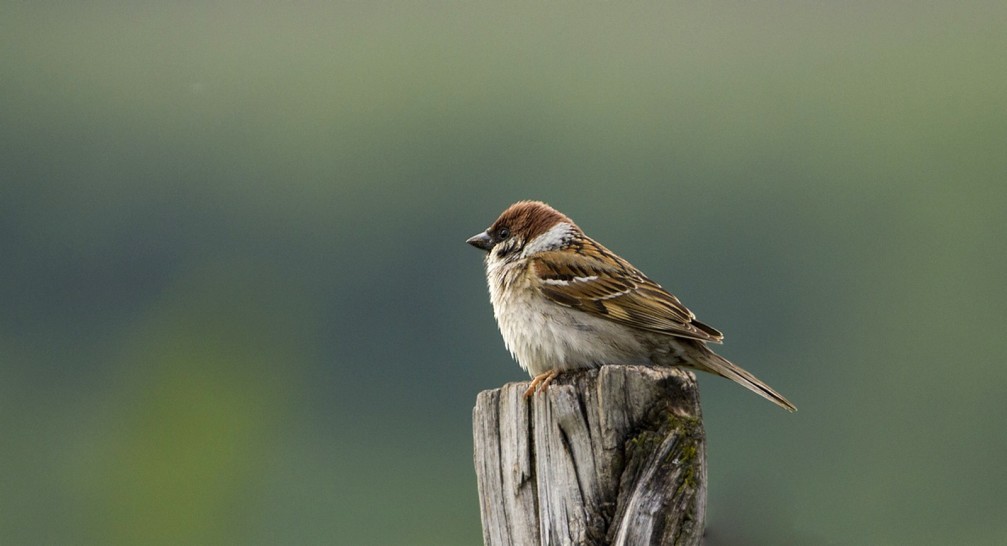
[531,244,724,343]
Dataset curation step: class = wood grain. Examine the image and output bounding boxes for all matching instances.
[473,365,706,546]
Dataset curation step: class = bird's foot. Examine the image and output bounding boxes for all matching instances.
[523,369,561,398]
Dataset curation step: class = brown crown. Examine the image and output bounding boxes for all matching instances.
[490,201,573,241]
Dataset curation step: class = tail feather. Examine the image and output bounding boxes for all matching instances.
[694,349,797,412]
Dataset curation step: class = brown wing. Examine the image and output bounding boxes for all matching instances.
[530,243,724,343]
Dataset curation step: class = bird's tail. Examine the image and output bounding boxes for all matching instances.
[692,348,797,412]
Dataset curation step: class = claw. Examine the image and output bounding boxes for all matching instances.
[523,370,561,398]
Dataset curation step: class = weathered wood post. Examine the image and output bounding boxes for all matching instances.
[473,364,707,546]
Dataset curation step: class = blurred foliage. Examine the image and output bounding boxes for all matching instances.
[2,1,1006,544]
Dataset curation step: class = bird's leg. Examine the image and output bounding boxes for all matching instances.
[524,369,561,398]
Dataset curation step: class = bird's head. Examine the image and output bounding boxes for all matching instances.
[467,201,577,261]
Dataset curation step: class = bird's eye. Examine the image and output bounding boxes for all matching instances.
[497,227,510,240]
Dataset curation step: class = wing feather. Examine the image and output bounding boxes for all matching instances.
[531,243,724,343]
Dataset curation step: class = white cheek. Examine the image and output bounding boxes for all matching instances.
[521,222,576,257]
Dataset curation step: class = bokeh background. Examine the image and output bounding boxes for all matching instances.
[3,2,1005,544]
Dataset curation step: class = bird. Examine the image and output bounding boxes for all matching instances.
[466,200,796,412]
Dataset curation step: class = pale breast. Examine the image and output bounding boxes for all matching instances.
[487,259,648,377]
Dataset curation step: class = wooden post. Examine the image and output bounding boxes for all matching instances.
[473,365,707,546]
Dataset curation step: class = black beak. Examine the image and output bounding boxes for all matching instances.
[466,231,494,251]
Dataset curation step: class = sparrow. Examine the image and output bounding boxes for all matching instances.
[467,200,796,412]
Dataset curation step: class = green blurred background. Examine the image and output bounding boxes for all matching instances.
[3,2,1005,544]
